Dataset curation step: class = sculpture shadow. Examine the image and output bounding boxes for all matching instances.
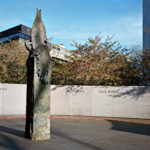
[0,126,24,138]
[108,120,150,136]
[0,126,25,150]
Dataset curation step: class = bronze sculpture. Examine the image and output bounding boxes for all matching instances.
[25,9,52,140]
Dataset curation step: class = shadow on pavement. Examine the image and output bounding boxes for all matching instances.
[52,129,103,150]
[0,134,26,150]
[108,120,150,136]
[0,126,24,138]
[0,125,103,150]
[0,126,25,150]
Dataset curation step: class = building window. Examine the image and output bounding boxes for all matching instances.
[53,46,56,49]
[57,47,60,51]
[57,52,59,56]
[0,33,29,42]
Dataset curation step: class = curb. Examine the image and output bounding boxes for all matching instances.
[0,115,150,124]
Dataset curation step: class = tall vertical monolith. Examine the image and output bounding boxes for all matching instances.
[25,9,52,140]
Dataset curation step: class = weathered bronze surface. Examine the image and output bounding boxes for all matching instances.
[25,9,52,140]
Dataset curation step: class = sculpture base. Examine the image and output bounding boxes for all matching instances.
[30,113,50,140]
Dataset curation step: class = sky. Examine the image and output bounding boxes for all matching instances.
[0,0,142,50]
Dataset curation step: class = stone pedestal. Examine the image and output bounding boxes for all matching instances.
[25,56,50,140]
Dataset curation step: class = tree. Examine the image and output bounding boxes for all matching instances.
[0,34,143,86]
[51,34,143,86]
[0,40,28,83]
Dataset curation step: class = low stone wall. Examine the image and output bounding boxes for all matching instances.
[0,84,150,119]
